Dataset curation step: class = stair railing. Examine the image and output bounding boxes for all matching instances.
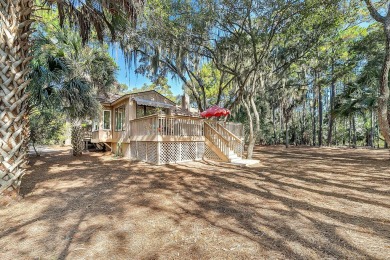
[215,123,244,157]
[204,122,230,157]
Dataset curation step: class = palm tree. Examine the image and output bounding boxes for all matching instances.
[29,28,118,155]
[0,0,143,195]
[333,83,376,148]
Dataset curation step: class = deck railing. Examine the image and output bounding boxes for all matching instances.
[130,114,204,136]
[91,131,99,140]
[84,131,92,140]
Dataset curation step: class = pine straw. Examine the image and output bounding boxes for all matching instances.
[1,146,390,259]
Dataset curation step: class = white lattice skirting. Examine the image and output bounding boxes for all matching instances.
[130,141,205,165]
[204,144,224,162]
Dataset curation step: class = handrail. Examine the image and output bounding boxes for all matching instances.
[215,123,243,157]
[206,124,229,143]
[205,120,244,138]
[130,114,160,121]
[204,122,230,157]
[216,123,242,142]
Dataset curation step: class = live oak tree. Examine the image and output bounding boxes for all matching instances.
[126,0,216,111]
[131,76,175,101]
[363,0,390,146]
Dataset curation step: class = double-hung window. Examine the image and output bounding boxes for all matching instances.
[103,110,111,130]
[115,106,125,131]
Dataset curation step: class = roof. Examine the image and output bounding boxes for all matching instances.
[132,97,175,108]
[97,93,122,104]
[98,90,176,106]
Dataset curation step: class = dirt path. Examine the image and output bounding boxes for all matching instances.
[1,146,390,259]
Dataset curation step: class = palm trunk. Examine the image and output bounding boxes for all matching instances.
[0,0,33,195]
[71,125,84,156]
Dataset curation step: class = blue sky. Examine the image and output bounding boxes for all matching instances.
[109,46,183,95]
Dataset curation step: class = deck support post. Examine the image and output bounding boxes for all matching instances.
[157,141,161,165]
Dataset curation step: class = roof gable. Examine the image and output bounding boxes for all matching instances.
[99,90,176,106]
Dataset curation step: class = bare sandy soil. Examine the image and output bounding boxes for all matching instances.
[1,146,390,259]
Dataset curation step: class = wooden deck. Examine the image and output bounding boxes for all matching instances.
[91,114,244,143]
[90,113,244,164]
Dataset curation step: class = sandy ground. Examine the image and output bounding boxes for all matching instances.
[1,146,390,259]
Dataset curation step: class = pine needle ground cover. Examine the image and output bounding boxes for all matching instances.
[0,146,389,259]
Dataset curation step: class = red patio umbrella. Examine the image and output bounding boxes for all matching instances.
[200,105,231,118]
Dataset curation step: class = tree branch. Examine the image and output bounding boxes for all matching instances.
[364,0,386,23]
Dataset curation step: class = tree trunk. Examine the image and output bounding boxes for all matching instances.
[312,88,317,146]
[352,115,357,148]
[364,1,390,147]
[327,61,336,146]
[272,106,277,144]
[292,113,296,146]
[301,98,306,145]
[243,99,255,159]
[377,24,390,146]
[349,116,352,147]
[318,78,323,147]
[377,114,380,148]
[280,104,284,145]
[250,95,260,144]
[32,141,40,157]
[370,108,374,148]
[0,0,33,195]
[285,120,289,148]
[71,125,84,156]
[343,118,346,146]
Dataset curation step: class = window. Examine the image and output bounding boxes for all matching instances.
[103,110,111,130]
[136,105,168,118]
[92,120,99,131]
[115,106,125,131]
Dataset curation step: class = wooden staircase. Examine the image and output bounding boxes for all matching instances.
[204,122,244,163]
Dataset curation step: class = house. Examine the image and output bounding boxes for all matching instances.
[91,90,244,164]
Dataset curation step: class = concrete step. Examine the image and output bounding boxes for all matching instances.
[228,154,239,160]
[229,158,260,166]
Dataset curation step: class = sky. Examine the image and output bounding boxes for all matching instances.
[109,45,183,96]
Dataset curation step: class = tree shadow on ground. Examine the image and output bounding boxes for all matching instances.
[1,146,389,259]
